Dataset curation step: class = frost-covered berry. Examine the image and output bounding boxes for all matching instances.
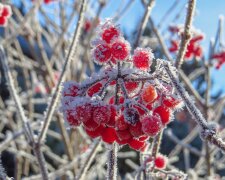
[125,81,139,93]
[116,136,129,145]
[83,118,100,131]
[102,26,120,43]
[129,121,144,137]
[0,16,7,27]
[154,155,167,169]
[93,44,111,64]
[75,103,93,122]
[87,82,103,97]
[93,105,110,124]
[1,5,12,18]
[62,81,80,97]
[64,110,81,126]
[116,115,129,130]
[141,115,162,137]
[123,107,140,125]
[133,48,153,71]
[101,127,117,144]
[106,106,117,127]
[141,85,157,104]
[154,106,171,126]
[85,125,104,138]
[128,138,146,151]
[111,39,130,60]
[116,129,132,141]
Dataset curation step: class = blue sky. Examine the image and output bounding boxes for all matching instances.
[12,0,225,95]
[100,0,225,95]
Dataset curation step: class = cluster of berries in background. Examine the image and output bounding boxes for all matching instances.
[61,19,183,152]
[168,25,204,60]
[0,3,12,27]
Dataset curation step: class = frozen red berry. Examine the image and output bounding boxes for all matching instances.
[154,155,167,169]
[87,82,103,97]
[83,118,100,131]
[64,110,81,126]
[111,39,130,60]
[75,103,93,122]
[102,26,120,43]
[116,129,132,141]
[101,127,117,144]
[1,6,12,18]
[116,115,129,130]
[154,106,171,126]
[129,121,144,137]
[93,44,111,64]
[141,85,157,104]
[128,138,146,151]
[85,125,104,138]
[0,16,7,27]
[93,105,110,124]
[115,135,129,145]
[141,115,162,137]
[106,105,117,127]
[133,48,153,71]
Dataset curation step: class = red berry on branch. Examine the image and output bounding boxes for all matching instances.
[129,121,144,137]
[116,129,132,141]
[101,127,117,144]
[85,125,104,138]
[111,39,130,60]
[154,155,167,169]
[102,26,120,43]
[93,44,112,64]
[141,115,162,137]
[75,103,93,123]
[64,110,81,127]
[93,105,110,124]
[116,115,129,130]
[154,106,171,126]
[141,85,157,104]
[128,138,146,151]
[133,48,153,71]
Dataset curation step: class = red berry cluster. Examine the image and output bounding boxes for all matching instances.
[0,4,12,27]
[61,20,183,151]
[168,25,204,60]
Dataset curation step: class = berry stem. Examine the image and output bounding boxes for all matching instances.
[175,0,196,69]
[133,0,155,48]
[163,61,225,152]
[76,139,101,180]
[0,46,49,180]
[37,0,87,144]
[107,143,118,180]
[149,131,163,172]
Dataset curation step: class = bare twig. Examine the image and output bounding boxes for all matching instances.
[175,0,196,69]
